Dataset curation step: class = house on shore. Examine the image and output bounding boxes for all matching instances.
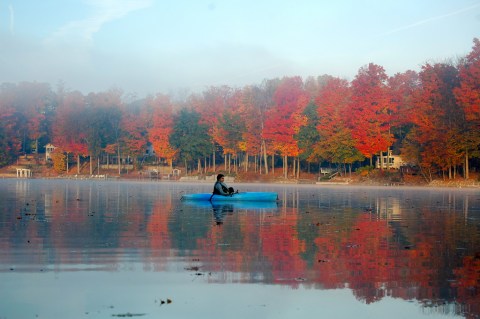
[45,144,56,161]
[376,150,405,169]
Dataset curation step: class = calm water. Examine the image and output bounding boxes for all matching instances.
[1,179,479,319]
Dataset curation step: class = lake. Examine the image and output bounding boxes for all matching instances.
[0,179,479,319]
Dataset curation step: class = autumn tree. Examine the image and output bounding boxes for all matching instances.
[314,77,363,174]
[0,83,22,164]
[52,90,88,173]
[388,70,420,146]
[263,77,309,178]
[84,90,124,174]
[235,86,263,172]
[216,110,246,173]
[454,38,480,179]
[409,63,464,181]
[147,94,176,169]
[347,63,395,166]
[191,85,234,172]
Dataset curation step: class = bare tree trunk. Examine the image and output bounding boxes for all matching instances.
[297,157,300,179]
[77,154,80,174]
[465,149,469,179]
[387,148,391,170]
[284,155,287,179]
[66,152,69,174]
[262,140,268,175]
[117,145,121,175]
[213,148,216,172]
[271,154,275,175]
[292,157,297,178]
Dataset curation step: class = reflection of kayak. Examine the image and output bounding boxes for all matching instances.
[182,200,278,210]
[181,192,278,202]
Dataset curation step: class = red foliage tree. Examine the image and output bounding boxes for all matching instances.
[455,38,480,124]
[454,38,480,178]
[263,77,309,177]
[347,63,395,165]
[410,63,464,180]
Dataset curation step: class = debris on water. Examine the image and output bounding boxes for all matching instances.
[159,298,173,305]
[185,266,200,271]
[111,313,146,317]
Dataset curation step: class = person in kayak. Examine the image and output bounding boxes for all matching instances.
[213,174,235,195]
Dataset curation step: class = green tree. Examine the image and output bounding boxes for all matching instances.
[170,108,212,172]
[295,101,320,172]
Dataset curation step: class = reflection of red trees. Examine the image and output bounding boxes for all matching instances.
[342,214,393,304]
[146,197,173,271]
[260,210,306,286]
[453,254,480,319]
[4,186,478,319]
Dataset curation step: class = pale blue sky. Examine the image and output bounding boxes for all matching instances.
[0,0,479,98]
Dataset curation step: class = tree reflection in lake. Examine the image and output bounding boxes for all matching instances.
[0,179,479,319]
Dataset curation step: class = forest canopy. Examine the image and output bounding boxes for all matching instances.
[1,39,479,181]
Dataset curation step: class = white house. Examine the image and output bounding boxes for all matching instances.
[45,143,56,161]
[376,150,405,169]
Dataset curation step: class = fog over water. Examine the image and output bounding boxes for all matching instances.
[0,179,479,318]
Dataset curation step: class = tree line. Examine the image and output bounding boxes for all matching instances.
[0,38,479,181]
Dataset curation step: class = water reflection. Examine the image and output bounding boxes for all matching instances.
[0,180,479,318]
[182,200,278,225]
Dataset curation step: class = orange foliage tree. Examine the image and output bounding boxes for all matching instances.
[147,94,176,169]
[52,90,88,173]
[314,77,363,173]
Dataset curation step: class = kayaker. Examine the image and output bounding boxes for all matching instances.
[213,174,235,195]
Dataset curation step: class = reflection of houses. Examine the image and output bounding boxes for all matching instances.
[16,168,32,178]
[375,197,401,218]
[45,143,56,161]
[376,150,404,169]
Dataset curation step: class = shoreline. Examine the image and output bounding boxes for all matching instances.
[1,173,479,189]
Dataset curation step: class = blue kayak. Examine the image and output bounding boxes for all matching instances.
[181,192,278,202]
